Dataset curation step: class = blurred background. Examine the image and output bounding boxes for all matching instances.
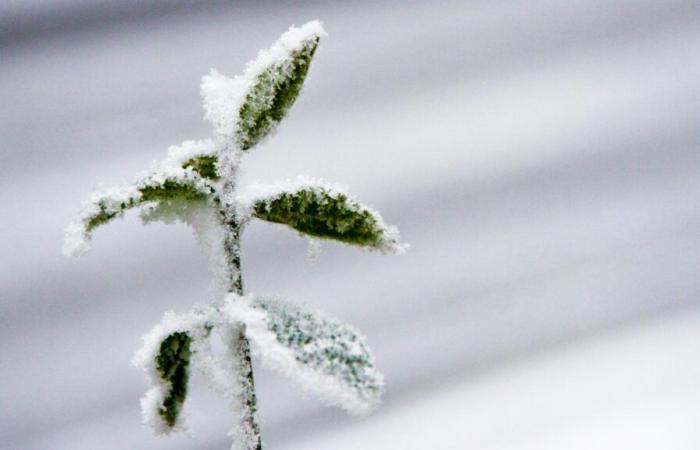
[2,0,699,449]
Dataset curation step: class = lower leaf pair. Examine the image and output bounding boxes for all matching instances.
[133,295,384,436]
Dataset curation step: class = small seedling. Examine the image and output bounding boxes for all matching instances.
[64,21,406,450]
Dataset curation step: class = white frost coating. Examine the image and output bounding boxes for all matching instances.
[189,322,244,404]
[62,183,141,257]
[306,237,323,260]
[62,166,215,257]
[222,294,384,415]
[234,175,348,220]
[160,139,216,170]
[235,175,409,254]
[189,320,261,450]
[201,20,326,143]
[132,307,212,435]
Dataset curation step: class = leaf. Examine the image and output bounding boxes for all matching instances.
[154,331,192,428]
[224,295,384,415]
[236,35,321,150]
[63,168,219,256]
[200,21,326,151]
[182,155,219,181]
[243,179,405,253]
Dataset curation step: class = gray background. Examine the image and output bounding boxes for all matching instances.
[2,1,699,449]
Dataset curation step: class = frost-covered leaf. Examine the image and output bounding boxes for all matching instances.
[132,310,211,435]
[201,21,326,150]
[161,139,219,180]
[183,155,219,180]
[223,294,384,415]
[237,176,407,253]
[63,167,218,256]
[154,332,192,428]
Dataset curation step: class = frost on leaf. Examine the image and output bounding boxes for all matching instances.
[224,295,384,415]
[239,177,407,253]
[236,34,320,150]
[161,139,219,180]
[154,332,192,428]
[201,21,326,151]
[132,309,212,435]
[63,167,218,257]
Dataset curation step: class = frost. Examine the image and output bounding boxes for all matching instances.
[63,166,218,257]
[237,175,408,253]
[132,308,212,435]
[223,294,384,415]
[201,21,326,150]
[66,20,406,450]
[306,237,323,260]
[160,139,217,171]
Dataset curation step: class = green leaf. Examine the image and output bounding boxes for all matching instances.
[226,296,384,414]
[64,169,220,257]
[236,36,320,150]
[182,155,219,181]
[155,332,192,427]
[84,173,217,234]
[249,184,402,252]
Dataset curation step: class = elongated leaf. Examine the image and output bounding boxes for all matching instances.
[63,168,218,256]
[133,309,213,435]
[236,35,320,150]
[201,21,326,151]
[242,178,405,253]
[154,332,192,428]
[224,295,384,415]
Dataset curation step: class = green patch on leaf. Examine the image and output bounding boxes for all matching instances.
[155,331,192,427]
[183,155,219,180]
[140,180,212,203]
[252,188,386,248]
[85,199,137,231]
[236,37,320,150]
[84,178,216,234]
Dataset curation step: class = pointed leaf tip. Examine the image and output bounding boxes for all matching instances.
[202,21,326,151]
[239,177,406,253]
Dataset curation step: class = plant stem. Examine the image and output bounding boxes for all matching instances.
[225,221,263,450]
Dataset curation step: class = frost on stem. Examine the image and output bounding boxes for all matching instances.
[237,176,408,254]
[224,295,384,415]
[201,21,326,151]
